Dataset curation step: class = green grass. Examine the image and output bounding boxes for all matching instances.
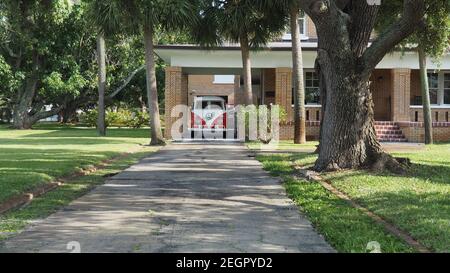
[325,144,450,253]
[0,151,153,240]
[247,140,319,150]
[257,144,450,253]
[257,153,412,253]
[0,123,152,203]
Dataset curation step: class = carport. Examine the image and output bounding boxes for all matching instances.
[154,43,319,140]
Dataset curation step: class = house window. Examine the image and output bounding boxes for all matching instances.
[282,11,307,40]
[428,73,439,104]
[213,75,235,84]
[445,73,450,104]
[305,71,320,104]
[292,71,320,105]
[299,12,306,35]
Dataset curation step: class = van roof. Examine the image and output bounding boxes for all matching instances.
[194,96,225,101]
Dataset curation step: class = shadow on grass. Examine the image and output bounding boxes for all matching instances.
[350,190,450,253]
[0,137,131,146]
[0,147,120,203]
[21,127,150,139]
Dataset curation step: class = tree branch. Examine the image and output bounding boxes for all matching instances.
[349,1,379,57]
[3,43,19,58]
[361,0,426,76]
[107,65,145,99]
[30,104,66,123]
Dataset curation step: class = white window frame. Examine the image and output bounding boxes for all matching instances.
[444,72,450,105]
[291,69,321,107]
[411,71,450,108]
[282,12,308,41]
[430,71,449,106]
[213,75,235,84]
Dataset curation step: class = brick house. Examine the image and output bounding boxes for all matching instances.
[155,15,450,143]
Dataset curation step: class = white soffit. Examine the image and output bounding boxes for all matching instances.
[155,46,450,70]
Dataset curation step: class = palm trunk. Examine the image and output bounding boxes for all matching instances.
[96,33,106,136]
[240,34,253,105]
[291,8,306,144]
[418,45,433,144]
[144,25,165,145]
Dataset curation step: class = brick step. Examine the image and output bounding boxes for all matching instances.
[378,138,409,143]
[377,130,403,135]
[374,121,408,142]
[375,125,401,130]
[374,121,396,126]
[377,134,405,139]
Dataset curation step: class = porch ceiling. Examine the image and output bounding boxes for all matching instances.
[180,67,261,75]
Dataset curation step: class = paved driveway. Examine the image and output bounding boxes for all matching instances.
[0,143,334,253]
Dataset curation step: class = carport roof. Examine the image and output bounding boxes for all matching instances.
[154,42,450,72]
[154,42,320,73]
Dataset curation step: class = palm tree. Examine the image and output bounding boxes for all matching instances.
[198,0,286,105]
[96,33,107,136]
[418,44,433,144]
[137,0,200,145]
[260,0,306,143]
[88,0,199,145]
[86,0,131,136]
[289,4,306,144]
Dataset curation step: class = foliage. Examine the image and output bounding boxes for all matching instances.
[376,0,450,60]
[0,124,155,239]
[80,108,149,128]
[256,142,450,252]
[239,105,287,141]
[1,0,192,127]
[194,0,286,48]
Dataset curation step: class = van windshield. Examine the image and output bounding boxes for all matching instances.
[195,100,224,110]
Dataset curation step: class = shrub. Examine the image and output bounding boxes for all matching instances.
[79,108,149,128]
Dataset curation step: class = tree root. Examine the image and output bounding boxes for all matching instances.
[150,139,167,146]
[370,152,409,175]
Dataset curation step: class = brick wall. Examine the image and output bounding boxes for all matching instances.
[398,122,450,142]
[164,67,187,139]
[370,69,392,121]
[275,68,293,122]
[410,108,450,123]
[306,16,317,39]
[279,121,321,141]
[391,69,411,122]
[188,75,237,106]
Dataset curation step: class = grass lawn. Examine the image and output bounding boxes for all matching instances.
[256,143,450,253]
[0,123,154,203]
[247,140,319,150]
[0,150,152,240]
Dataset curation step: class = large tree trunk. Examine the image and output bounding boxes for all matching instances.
[144,25,165,145]
[314,61,387,171]
[61,104,78,124]
[314,59,326,154]
[12,53,39,129]
[291,7,306,144]
[96,33,107,136]
[12,104,33,129]
[240,34,253,105]
[418,45,433,144]
[297,0,425,173]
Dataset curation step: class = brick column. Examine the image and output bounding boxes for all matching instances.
[390,69,411,122]
[275,68,293,122]
[164,67,188,139]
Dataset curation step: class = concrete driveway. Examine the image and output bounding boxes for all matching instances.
[0,143,334,253]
